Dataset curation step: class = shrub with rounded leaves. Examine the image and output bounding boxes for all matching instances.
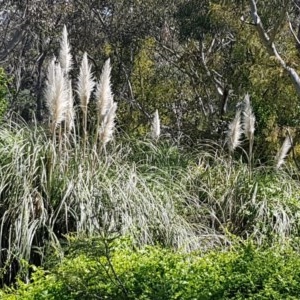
[2,238,300,299]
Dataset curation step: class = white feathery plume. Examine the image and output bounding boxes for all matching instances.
[45,58,68,130]
[95,58,113,117]
[276,135,293,169]
[59,25,72,76]
[44,58,56,108]
[242,93,255,140]
[227,110,242,152]
[77,52,94,112]
[47,57,56,83]
[151,109,161,140]
[99,102,117,146]
[65,80,75,133]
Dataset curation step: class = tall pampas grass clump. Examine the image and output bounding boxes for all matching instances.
[0,25,122,285]
[45,26,119,150]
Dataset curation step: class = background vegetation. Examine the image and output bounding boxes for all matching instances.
[1,0,300,298]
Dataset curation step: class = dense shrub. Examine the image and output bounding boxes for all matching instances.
[1,238,300,299]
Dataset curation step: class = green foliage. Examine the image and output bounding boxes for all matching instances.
[0,68,9,121]
[172,0,300,154]
[175,1,234,41]
[2,239,300,299]
[128,37,181,134]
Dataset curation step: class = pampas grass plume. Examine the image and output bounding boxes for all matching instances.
[227,110,242,152]
[45,58,68,131]
[242,93,255,140]
[276,135,293,169]
[59,25,72,76]
[99,102,117,145]
[45,58,56,111]
[77,52,94,112]
[95,58,113,117]
[151,109,161,140]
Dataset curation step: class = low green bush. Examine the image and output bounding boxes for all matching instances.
[1,238,300,299]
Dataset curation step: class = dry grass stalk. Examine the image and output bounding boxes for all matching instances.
[276,135,293,169]
[58,25,72,76]
[65,80,75,134]
[227,110,242,152]
[151,109,161,140]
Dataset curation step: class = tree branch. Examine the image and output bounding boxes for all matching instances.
[249,0,300,96]
[287,13,300,52]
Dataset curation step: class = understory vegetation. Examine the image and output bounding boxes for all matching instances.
[1,118,300,298]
